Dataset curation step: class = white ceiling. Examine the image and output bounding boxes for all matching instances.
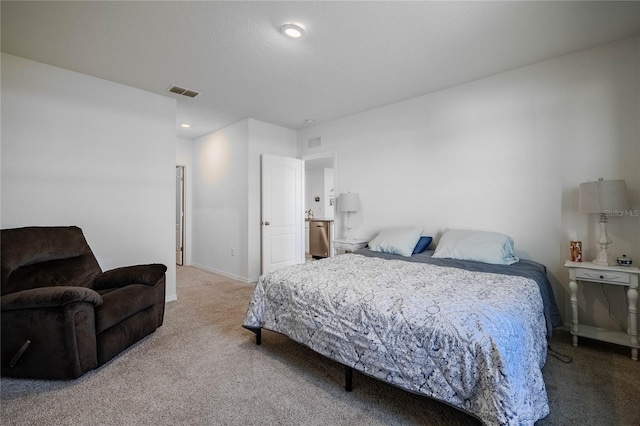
[2,1,639,140]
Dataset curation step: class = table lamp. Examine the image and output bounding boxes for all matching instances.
[339,192,360,241]
[578,178,629,266]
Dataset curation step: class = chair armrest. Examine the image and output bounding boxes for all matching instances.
[92,264,167,291]
[1,286,102,311]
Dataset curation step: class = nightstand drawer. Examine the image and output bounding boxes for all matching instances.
[575,268,630,284]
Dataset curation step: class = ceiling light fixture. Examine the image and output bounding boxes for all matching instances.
[180,123,191,128]
[281,23,305,39]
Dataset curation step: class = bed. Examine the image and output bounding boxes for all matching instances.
[243,230,562,425]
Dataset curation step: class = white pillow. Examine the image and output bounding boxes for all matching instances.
[368,227,423,257]
[432,229,519,265]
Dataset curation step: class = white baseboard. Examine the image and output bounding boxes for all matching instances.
[191,263,252,283]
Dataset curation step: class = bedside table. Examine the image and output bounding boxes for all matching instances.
[565,260,639,360]
[333,239,368,255]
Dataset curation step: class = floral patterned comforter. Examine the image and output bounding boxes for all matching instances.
[243,254,549,425]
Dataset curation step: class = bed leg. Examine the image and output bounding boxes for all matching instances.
[344,365,353,392]
[243,326,262,345]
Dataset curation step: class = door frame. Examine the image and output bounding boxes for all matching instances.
[176,165,186,266]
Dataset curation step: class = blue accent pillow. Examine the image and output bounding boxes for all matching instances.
[412,236,433,254]
[432,229,519,265]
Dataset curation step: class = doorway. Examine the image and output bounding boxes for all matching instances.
[302,151,337,258]
[176,165,185,265]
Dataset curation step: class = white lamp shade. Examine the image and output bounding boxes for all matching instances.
[338,193,360,212]
[579,179,629,213]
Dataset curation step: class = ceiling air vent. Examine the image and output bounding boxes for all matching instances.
[168,85,199,98]
[308,137,322,148]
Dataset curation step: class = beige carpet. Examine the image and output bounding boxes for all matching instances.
[1,266,639,425]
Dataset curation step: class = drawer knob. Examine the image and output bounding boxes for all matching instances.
[600,275,604,279]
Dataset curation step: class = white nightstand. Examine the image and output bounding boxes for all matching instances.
[565,260,639,360]
[333,239,368,255]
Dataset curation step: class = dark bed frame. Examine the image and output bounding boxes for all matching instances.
[243,325,486,424]
[245,326,354,392]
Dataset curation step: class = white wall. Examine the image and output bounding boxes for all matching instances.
[306,168,324,218]
[1,53,178,301]
[305,168,335,220]
[191,118,296,282]
[176,137,193,267]
[192,119,249,280]
[324,168,335,221]
[297,37,640,331]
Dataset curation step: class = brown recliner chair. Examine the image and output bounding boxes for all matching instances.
[1,226,166,379]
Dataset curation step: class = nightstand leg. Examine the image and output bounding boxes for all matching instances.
[628,286,638,361]
[569,278,579,347]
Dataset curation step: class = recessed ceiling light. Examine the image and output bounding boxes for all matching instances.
[304,119,315,125]
[180,123,191,128]
[281,23,305,39]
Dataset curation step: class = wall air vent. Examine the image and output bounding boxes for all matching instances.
[167,85,199,98]
[308,137,322,148]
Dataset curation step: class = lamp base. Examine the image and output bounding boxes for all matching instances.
[344,211,354,241]
[592,250,610,266]
[592,217,612,266]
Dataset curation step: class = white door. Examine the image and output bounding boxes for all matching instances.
[261,154,304,274]
[176,166,185,265]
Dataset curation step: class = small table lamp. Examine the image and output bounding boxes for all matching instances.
[579,178,630,266]
[339,192,360,241]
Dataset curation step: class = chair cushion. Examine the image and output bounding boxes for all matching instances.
[1,226,101,295]
[3,256,102,296]
[94,285,156,334]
